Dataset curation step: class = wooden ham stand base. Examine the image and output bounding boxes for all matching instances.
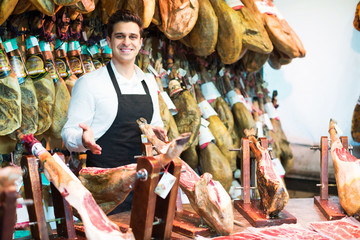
[21,154,78,240]
[234,137,297,227]
[172,210,215,238]
[313,136,346,220]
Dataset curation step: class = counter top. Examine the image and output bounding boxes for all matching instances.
[108,197,329,239]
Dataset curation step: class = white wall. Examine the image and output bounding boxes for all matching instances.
[263,0,360,179]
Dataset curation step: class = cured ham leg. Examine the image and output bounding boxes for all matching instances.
[329,119,360,216]
[137,118,234,235]
[245,129,289,216]
[16,132,134,240]
[79,131,191,214]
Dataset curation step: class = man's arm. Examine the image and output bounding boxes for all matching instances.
[61,76,96,153]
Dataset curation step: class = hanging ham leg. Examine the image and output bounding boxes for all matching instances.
[329,119,360,216]
[245,129,289,217]
[16,132,134,240]
[137,118,233,235]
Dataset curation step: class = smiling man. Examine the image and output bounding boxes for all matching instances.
[61,10,165,212]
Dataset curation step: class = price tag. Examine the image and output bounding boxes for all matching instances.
[82,31,88,41]
[147,64,159,76]
[198,100,218,119]
[179,68,187,77]
[201,82,221,101]
[192,73,199,84]
[99,39,108,47]
[154,172,176,199]
[219,67,225,77]
[201,118,210,127]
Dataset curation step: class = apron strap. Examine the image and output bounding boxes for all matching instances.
[106,63,122,95]
[107,63,150,96]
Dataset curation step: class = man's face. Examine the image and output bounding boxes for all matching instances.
[107,22,143,65]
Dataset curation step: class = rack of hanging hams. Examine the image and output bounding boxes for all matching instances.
[0,0,299,236]
[0,0,303,154]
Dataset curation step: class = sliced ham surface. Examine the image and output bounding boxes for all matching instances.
[309,217,360,240]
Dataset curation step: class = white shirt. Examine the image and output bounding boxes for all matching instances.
[61,60,163,153]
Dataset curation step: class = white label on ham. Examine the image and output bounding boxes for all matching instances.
[31,143,47,158]
[155,172,176,199]
[160,91,178,115]
[201,118,210,127]
[201,82,221,101]
[264,102,279,119]
[178,68,187,77]
[199,124,215,147]
[272,158,286,177]
[198,100,218,119]
[224,0,244,10]
[99,39,107,47]
[262,113,274,130]
[272,5,285,20]
[219,67,225,77]
[256,121,264,137]
[147,64,159,76]
[160,68,169,88]
[255,0,277,15]
[226,90,245,107]
[192,73,199,84]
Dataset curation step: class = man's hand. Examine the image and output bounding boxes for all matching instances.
[151,126,168,142]
[79,123,102,154]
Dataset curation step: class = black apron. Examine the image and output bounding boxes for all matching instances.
[86,63,153,212]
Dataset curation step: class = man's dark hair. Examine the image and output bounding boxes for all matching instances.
[106,10,144,38]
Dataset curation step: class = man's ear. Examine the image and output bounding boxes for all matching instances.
[106,36,111,49]
[139,37,143,48]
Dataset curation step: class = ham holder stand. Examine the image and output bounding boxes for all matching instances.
[312,136,347,220]
[6,144,182,240]
[132,143,214,239]
[233,137,297,227]
[19,153,78,240]
[129,142,181,240]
